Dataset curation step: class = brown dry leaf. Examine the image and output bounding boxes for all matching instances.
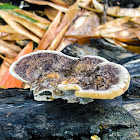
[115,8,140,18]
[50,0,70,7]
[9,11,46,38]
[0,10,40,43]
[77,37,91,45]
[50,1,78,50]
[0,60,11,83]
[102,29,140,45]
[13,9,50,24]
[24,0,68,12]
[0,25,16,34]
[56,1,78,33]
[38,1,78,50]
[92,0,104,12]
[38,11,62,50]
[105,38,140,54]
[79,0,91,7]
[57,11,100,51]
[0,40,21,52]
[66,11,100,36]
[92,0,140,17]
[121,45,140,54]
[99,20,140,44]
[44,6,59,21]
[65,16,140,47]
[0,41,33,89]
[13,9,50,29]
[130,17,140,25]
[134,29,140,40]
[106,6,120,17]
[106,6,140,17]
[55,38,69,51]
[0,45,18,58]
[34,22,50,30]
[2,33,30,41]
[114,40,140,54]
[48,25,69,50]
[92,17,130,37]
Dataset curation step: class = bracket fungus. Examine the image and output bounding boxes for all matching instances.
[9,50,130,104]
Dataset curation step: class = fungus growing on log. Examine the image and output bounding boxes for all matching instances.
[9,50,130,104]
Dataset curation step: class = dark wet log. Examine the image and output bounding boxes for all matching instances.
[0,88,140,140]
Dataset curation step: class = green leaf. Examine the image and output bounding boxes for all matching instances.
[12,11,38,23]
[0,3,19,10]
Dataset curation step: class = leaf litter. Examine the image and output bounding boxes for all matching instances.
[0,0,140,88]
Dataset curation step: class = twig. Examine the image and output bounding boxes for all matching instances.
[102,0,108,23]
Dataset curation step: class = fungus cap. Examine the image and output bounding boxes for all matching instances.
[9,50,130,104]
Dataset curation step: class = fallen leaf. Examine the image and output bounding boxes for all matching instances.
[24,0,68,12]
[38,11,62,50]
[2,33,30,41]
[92,0,140,17]
[57,10,100,51]
[48,25,69,50]
[44,6,59,21]
[102,29,140,45]
[56,1,78,33]
[134,29,140,40]
[13,9,50,29]
[9,11,46,38]
[0,3,18,10]
[50,0,70,7]
[0,57,14,83]
[65,17,130,43]
[92,17,130,37]
[105,38,140,54]
[0,10,40,43]
[116,8,140,17]
[0,45,18,58]
[0,61,10,83]
[0,39,21,52]
[92,0,103,12]
[13,9,50,23]
[79,0,91,7]
[50,1,78,51]
[130,17,140,25]
[0,41,33,88]
[121,45,140,54]
[0,25,16,33]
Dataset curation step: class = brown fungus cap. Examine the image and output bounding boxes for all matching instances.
[9,50,130,103]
